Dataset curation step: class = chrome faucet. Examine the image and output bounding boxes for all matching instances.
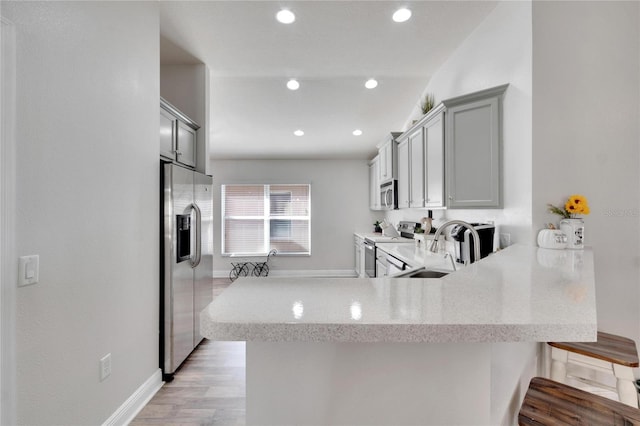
[429,220,481,265]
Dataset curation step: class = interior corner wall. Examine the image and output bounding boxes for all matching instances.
[386,1,533,246]
[211,159,381,275]
[532,1,640,345]
[4,2,160,424]
[161,64,211,175]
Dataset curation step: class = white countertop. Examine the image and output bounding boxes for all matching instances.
[201,244,597,343]
[354,232,415,243]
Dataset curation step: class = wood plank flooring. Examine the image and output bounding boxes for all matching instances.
[131,278,246,426]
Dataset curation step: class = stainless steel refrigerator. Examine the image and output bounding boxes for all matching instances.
[160,162,213,380]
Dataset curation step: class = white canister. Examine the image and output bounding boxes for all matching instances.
[559,218,584,249]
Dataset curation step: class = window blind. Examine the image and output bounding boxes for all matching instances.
[222,184,311,256]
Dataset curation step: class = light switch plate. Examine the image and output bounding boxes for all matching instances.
[18,255,39,287]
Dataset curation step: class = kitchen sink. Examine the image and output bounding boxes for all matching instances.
[404,269,449,278]
[390,267,450,278]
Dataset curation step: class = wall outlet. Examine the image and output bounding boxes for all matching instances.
[499,233,511,248]
[100,353,111,382]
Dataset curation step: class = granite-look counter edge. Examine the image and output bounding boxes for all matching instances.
[201,244,597,343]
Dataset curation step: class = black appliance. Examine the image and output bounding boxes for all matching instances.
[450,223,495,264]
[364,238,376,278]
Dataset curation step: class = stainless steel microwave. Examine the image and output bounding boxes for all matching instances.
[380,180,397,210]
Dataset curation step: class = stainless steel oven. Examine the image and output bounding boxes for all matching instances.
[380,180,397,210]
[364,238,376,278]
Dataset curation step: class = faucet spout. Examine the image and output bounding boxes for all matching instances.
[428,220,481,265]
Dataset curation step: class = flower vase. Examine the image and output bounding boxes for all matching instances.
[559,218,584,250]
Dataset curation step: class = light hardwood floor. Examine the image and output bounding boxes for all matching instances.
[132,279,246,426]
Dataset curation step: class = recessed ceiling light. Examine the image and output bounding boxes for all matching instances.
[365,79,378,89]
[287,79,300,90]
[392,8,412,23]
[276,9,295,24]
[353,129,363,136]
[294,129,304,136]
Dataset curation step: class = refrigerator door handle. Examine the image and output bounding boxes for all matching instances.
[189,203,202,268]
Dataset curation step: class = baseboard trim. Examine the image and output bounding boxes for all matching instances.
[213,269,357,279]
[102,368,163,426]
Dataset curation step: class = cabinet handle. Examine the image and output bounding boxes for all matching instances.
[175,150,182,156]
[448,196,453,200]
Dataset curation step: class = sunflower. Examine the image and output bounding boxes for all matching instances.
[549,194,590,218]
[565,194,590,216]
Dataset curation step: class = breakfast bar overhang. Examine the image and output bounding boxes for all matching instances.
[201,245,597,425]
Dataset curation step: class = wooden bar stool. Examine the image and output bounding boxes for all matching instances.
[519,377,640,425]
[548,331,639,407]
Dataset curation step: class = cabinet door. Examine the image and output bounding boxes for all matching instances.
[176,121,197,168]
[396,139,410,209]
[376,259,387,278]
[379,141,394,182]
[408,128,424,208]
[369,156,380,210]
[424,112,444,207]
[160,108,176,160]
[378,142,388,182]
[446,97,500,208]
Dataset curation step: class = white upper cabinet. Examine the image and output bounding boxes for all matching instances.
[160,97,200,169]
[369,156,381,210]
[424,110,445,208]
[443,85,506,209]
[176,121,196,168]
[377,132,401,183]
[408,127,424,208]
[396,138,410,209]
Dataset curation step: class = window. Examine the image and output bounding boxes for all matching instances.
[222,184,310,256]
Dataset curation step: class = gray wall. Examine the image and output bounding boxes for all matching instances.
[4,2,160,424]
[532,1,640,345]
[386,1,533,246]
[211,159,383,276]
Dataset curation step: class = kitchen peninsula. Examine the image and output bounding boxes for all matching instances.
[200,244,596,425]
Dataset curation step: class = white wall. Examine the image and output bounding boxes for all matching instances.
[3,2,160,424]
[386,1,533,246]
[532,2,640,346]
[211,159,383,276]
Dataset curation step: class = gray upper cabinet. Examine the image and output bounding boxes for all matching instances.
[160,97,200,169]
[371,84,507,211]
[396,138,410,209]
[443,85,506,209]
[160,107,177,159]
[408,127,424,208]
[176,121,196,168]
[424,109,445,208]
[377,132,401,183]
[369,156,381,210]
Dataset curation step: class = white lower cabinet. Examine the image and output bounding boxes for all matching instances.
[375,247,388,277]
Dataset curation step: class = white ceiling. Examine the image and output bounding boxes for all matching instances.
[159,1,499,160]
